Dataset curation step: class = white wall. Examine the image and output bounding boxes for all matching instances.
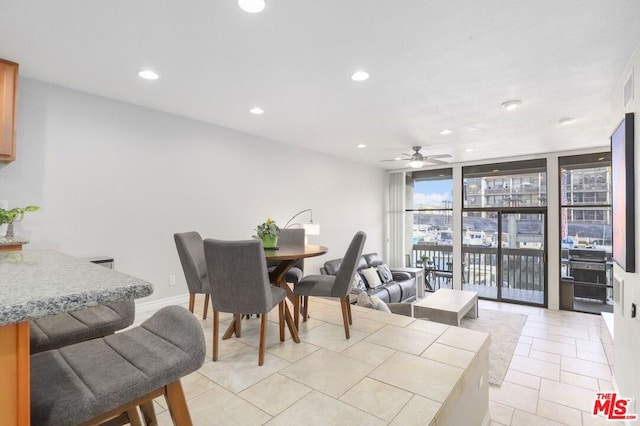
[611,42,640,415]
[0,78,386,302]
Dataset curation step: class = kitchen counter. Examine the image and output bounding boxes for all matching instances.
[0,249,154,425]
[0,249,153,326]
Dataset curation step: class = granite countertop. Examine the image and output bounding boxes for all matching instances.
[0,249,154,326]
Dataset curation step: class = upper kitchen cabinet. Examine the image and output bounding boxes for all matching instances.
[0,59,18,163]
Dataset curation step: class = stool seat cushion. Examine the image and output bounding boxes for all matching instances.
[31,305,205,426]
[30,298,135,354]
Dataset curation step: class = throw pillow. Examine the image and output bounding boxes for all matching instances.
[356,293,391,313]
[356,291,374,308]
[360,267,383,289]
[352,272,367,291]
[376,264,393,283]
[370,295,392,313]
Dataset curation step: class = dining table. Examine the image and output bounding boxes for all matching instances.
[222,243,328,344]
[0,249,154,426]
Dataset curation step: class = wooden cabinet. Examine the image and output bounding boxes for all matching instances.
[0,59,18,163]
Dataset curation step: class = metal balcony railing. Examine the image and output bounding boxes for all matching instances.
[412,244,545,292]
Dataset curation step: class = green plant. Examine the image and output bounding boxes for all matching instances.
[254,218,280,239]
[420,254,430,263]
[0,205,39,225]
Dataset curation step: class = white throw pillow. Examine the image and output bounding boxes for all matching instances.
[356,291,374,308]
[370,295,392,313]
[360,267,383,289]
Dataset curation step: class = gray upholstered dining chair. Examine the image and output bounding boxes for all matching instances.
[174,231,211,319]
[293,231,366,339]
[204,238,287,366]
[267,228,305,285]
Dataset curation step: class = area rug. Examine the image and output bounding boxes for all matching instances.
[460,309,527,386]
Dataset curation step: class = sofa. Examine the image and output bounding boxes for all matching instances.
[321,252,416,303]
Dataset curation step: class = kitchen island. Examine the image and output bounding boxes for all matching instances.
[0,250,153,425]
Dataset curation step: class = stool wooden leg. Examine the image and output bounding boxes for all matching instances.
[126,408,142,426]
[212,311,219,361]
[203,294,210,320]
[188,294,195,313]
[346,296,352,325]
[302,296,309,321]
[164,380,192,426]
[139,400,158,426]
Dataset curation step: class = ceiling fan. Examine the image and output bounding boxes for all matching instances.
[382,146,452,168]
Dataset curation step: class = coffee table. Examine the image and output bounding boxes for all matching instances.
[413,288,478,326]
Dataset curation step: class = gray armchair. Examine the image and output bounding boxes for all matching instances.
[174,231,210,319]
[204,238,287,366]
[293,231,366,339]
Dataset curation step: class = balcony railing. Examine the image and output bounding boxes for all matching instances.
[411,244,544,292]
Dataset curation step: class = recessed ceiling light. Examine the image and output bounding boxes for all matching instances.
[356,143,367,148]
[501,100,522,111]
[249,107,264,115]
[351,71,370,82]
[492,169,500,173]
[238,0,265,13]
[465,148,474,152]
[598,156,605,161]
[440,129,453,135]
[138,70,159,80]
[558,117,574,125]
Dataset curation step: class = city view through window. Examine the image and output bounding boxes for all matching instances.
[406,155,612,313]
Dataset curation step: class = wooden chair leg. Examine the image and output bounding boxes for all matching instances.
[302,296,309,322]
[203,294,210,320]
[139,400,158,426]
[212,311,219,361]
[164,380,192,426]
[346,296,353,325]
[188,293,195,313]
[339,297,350,339]
[293,296,300,329]
[258,313,268,366]
[279,302,285,342]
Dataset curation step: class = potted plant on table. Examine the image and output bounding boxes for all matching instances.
[0,205,40,239]
[254,218,280,249]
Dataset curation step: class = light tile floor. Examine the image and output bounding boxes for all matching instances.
[134,297,618,426]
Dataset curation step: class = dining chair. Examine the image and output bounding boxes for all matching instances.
[174,231,211,319]
[293,231,366,339]
[267,228,305,285]
[204,238,287,366]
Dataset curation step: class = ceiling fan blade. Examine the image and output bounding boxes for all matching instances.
[428,154,453,159]
[380,158,406,162]
[425,158,449,165]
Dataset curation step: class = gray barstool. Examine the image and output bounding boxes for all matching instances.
[31,305,206,425]
[30,298,135,354]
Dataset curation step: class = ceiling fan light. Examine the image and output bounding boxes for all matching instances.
[409,160,424,168]
[238,0,265,13]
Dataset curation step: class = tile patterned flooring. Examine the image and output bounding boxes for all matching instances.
[135,297,618,425]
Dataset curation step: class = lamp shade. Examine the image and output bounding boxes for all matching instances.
[302,222,321,235]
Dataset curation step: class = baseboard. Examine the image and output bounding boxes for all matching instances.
[135,293,190,314]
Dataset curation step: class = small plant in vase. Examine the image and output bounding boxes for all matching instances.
[254,218,280,249]
[0,205,40,240]
[420,255,431,268]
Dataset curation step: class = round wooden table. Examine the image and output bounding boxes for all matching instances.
[222,244,328,344]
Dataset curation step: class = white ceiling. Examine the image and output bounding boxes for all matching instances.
[1,0,639,169]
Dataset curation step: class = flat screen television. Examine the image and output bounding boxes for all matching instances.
[610,112,635,272]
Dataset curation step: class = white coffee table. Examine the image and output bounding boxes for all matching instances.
[413,289,478,326]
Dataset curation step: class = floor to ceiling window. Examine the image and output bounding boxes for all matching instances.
[462,159,548,306]
[405,169,455,290]
[558,153,613,314]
